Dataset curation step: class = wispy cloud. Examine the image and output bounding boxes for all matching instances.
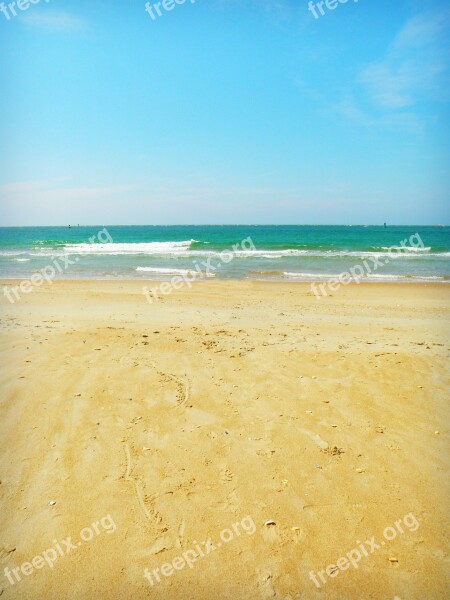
[328,10,450,130]
[21,11,86,31]
[359,11,450,110]
[332,96,423,133]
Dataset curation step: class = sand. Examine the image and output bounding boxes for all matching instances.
[0,280,449,599]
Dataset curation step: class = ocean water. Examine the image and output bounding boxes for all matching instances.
[0,225,449,282]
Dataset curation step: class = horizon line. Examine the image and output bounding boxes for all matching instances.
[0,223,448,228]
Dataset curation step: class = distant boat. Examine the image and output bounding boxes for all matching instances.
[384,222,387,228]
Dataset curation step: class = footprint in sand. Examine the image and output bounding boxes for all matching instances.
[123,443,154,524]
[149,357,191,408]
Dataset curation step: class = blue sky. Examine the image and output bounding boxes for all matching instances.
[0,0,449,225]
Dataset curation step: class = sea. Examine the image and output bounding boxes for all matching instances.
[0,225,449,282]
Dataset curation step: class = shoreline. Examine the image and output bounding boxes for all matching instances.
[1,277,449,285]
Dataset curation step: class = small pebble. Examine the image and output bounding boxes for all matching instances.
[264,520,276,527]
[48,500,56,506]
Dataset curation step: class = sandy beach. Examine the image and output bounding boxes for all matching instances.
[0,280,448,599]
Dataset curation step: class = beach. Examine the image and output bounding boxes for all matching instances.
[2,0,449,596]
[0,279,448,599]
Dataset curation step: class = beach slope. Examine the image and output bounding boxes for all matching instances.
[0,281,448,599]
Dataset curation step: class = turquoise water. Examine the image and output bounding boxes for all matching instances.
[0,225,449,282]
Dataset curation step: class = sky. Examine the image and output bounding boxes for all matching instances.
[0,0,449,225]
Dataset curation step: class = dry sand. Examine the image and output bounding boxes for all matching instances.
[0,280,449,599]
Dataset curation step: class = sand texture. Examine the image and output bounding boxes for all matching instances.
[0,280,449,599]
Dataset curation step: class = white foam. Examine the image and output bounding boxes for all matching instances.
[136,267,215,278]
[65,240,196,255]
[283,272,338,279]
[368,274,445,281]
[15,245,448,259]
[283,272,447,282]
[381,246,431,252]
